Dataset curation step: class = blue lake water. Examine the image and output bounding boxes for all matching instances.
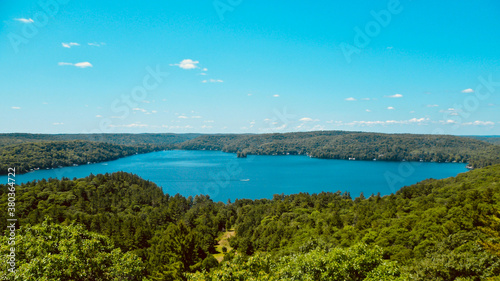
[1,150,468,202]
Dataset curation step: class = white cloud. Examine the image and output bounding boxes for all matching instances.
[132,108,147,113]
[273,94,280,97]
[58,62,93,68]
[426,104,439,107]
[361,98,371,101]
[366,109,371,112]
[387,106,395,110]
[74,62,93,68]
[461,88,474,93]
[110,122,148,128]
[338,117,430,127]
[52,122,64,125]
[202,68,208,71]
[345,97,356,101]
[385,94,403,98]
[14,18,33,23]
[202,79,223,83]
[95,115,103,118]
[178,116,188,119]
[171,59,199,70]
[62,42,80,48]
[462,120,495,126]
[299,117,319,122]
[191,116,202,118]
[386,46,393,49]
[11,106,21,110]
[88,42,105,47]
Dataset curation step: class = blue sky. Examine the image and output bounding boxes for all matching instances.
[1,0,499,135]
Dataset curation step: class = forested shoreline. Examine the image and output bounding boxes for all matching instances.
[1,165,500,280]
[1,131,500,176]
[0,140,166,175]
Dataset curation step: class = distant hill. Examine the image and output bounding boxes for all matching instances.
[0,133,201,147]
[178,131,500,168]
[464,135,500,145]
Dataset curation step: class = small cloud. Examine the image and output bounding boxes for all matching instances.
[345,97,356,101]
[52,122,64,125]
[58,62,93,68]
[385,94,403,98]
[88,42,105,47]
[11,106,21,110]
[461,88,474,93]
[95,115,103,118]
[202,68,208,71]
[14,18,33,23]
[462,120,495,126]
[273,94,280,98]
[132,108,147,113]
[62,42,80,48]
[202,79,223,83]
[74,62,92,68]
[361,98,371,101]
[178,116,188,119]
[426,104,439,107]
[191,116,202,118]
[365,109,371,112]
[171,59,199,70]
[110,122,148,128]
[387,106,395,110]
[299,117,319,122]
[386,46,393,49]
[248,94,252,96]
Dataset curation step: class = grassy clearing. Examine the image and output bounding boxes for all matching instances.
[213,228,236,262]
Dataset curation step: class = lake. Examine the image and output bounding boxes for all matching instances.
[2,150,468,202]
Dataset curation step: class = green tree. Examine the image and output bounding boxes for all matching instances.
[0,218,143,281]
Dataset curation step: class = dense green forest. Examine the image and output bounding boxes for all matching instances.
[178,131,500,168]
[0,133,200,147]
[0,140,164,175]
[1,165,500,280]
